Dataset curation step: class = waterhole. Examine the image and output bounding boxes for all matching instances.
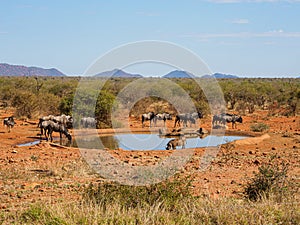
[65,133,246,150]
[18,133,247,150]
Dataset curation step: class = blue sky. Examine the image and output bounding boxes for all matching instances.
[0,0,300,77]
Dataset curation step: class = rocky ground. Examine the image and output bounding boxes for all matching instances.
[0,109,299,211]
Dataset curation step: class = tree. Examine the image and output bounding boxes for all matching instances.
[95,90,116,128]
[11,91,38,118]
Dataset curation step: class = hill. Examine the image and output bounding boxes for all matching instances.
[162,71,239,79]
[201,73,239,79]
[94,69,143,78]
[162,70,196,78]
[0,63,65,77]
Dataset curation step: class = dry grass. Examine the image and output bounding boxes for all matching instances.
[1,172,299,225]
[1,155,299,224]
[1,195,299,225]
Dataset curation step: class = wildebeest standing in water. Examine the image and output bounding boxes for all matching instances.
[3,116,15,133]
[166,136,186,150]
[154,113,172,127]
[212,113,242,129]
[38,114,73,134]
[40,120,72,142]
[141,112,155,128]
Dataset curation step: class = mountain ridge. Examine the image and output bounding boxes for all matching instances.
[94,69,143,78]
[2,63,296,78]
[201,73,239,79]
[0,63,65,77]
[162,70,196,78]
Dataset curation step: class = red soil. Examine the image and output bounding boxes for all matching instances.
[0,109,299,210]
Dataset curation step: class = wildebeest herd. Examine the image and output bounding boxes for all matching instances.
[140,111,243,150]
[212,113,243,129]
[37,115,98,142]
[174,112,203,127]
[141,112,204,128]
[141,112,173,128]
[2,111,243,150]
[38,114,73,142]
[1,114,98,143]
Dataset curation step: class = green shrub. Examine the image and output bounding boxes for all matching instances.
[59,93,74,115]
[20,205,44,222]
[250,122,269,132]
[20,205,67,225]
[244,158,290,201]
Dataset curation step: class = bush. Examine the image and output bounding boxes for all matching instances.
[11,91,39,119]
[250,122,269,132]
[95,90,116,128]
[20,205,67,224]
[59,93,74,115]
[244,158,290,201]
[83,177,194,210]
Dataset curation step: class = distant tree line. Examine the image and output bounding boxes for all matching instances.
[0,77,299,128]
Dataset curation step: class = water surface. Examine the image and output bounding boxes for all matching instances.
[72,133,246,150]
[17,133,247,150]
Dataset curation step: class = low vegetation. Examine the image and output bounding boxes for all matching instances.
[250,122,270,132]
[1,165,299,225]
[244,156,296,202]
[82,177,194,210]
[0,152,298,223]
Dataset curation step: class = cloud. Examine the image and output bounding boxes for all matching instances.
[181,30,300,39]
[232,19,250,24]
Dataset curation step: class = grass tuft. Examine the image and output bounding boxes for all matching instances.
[243,156,295,202]
[250,122,269,132]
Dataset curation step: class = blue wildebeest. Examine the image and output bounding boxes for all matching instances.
[154,113,172,127]
[52,114,73,129]
[38,115,54,133]
[212,113,242,129]
[174,112,203,127]
[3,116,15,132]
[166,136,186,150]
[80,117,97,128]
[141,112,155,128]
[212,114,226,128]
[40,120,72,142]
[38,114,73,134]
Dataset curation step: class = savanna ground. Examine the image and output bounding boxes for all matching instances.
[0,107,299,224]
[0,77,299,224]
